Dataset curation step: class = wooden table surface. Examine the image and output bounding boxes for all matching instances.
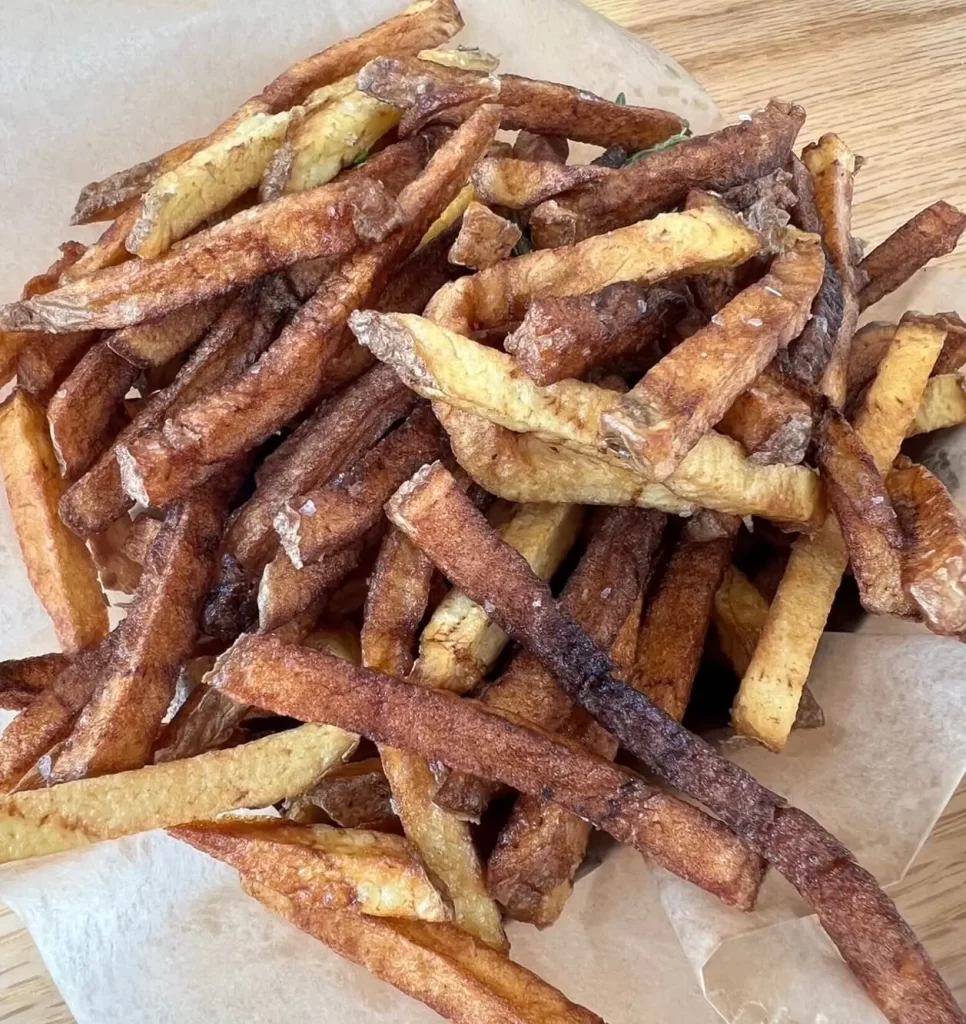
[2,1,965,1020]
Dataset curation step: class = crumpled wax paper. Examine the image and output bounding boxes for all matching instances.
[0,3,963,1022]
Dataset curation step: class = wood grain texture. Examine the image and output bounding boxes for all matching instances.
[1,0,965,1019]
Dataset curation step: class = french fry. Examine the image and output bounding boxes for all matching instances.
[212,633,764,912]
[127,110,297,258]
[447,202,521,270]
[802,133,860,407]
[228,364,417,571]
[437,507,663,822]
[70,137,206,226]
[470,158,609,210]
[60,285,281,537]
[260,90,401,201]
[300,757,397,831]
[0,654,68,713]
[847,320,897,401]
[816,409,911,616]
[170,817,449,921]
[512,130,569,164]
[733,317,946,751]
[777,256,841,389]
[15,329,100,403]
[106,295,231,368]
[602,229,824,480]
[423,201,760,335]
[46,342,141,480]
[909,373,966,435]
[382,460,960,1023]
[0,724,358,863]
[628,514,738,720]
[717,368,814,465]
[529,101,805,246]
[358,54,687,150]
[504,282,684,386]
[351,312,823,526]
[416,46,501,73]
[3,178,403,333]
[435,403,696,513]
[485,598,641,926]
[0,391,108,652]
[244,881,602,1024]
[87,516,146,595]
[49,476,237,783]
[888,461,966,637]
[411,501,582,694]
[59,211,139,283]
[115,107,502,508]
[787,153,822,232]
[859,201,966,311]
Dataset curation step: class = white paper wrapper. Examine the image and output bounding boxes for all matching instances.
[0,3,963,1023]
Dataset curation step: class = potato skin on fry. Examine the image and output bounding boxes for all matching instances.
[717,369,814,466]
[0,392,108,653]
[245,881,602,1024]
[448,202,521,271]
[0,654,68,713]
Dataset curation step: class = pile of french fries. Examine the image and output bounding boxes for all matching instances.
[1,1,965,1021]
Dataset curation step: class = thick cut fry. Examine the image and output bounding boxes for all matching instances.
[0,654,68,713]
[60,286,279,537]
[127,110,296,257]
[170,817,448,921]
[717,369,814,465]
[529,101,805,246]
[447,202,521,270]
[229,365,417,571]
[302,758,397,831]
[261,91,401,201]
[847,321,897,401]
[383,461,961,1024]
[358,55,686,150]
[245,882,601,1024]
[888,462,966,637]
[471,158,609,210]
[46,342,141,480]
[412,502,581,694]
[50,481,233,783]
[0,392,107,652]
[504,282,684,386]
[116,107,502,508]
[909,374,966,435]
[274,406,442,570]
[4,179,402,333]
[628,518,737,721]
[212,634,764,912]
[0,724,357,863]
[436,507,664,822]
[15,330,100,403]
[258,544,365,634]
[436,404,696,514]
[859,201,966,311]
[602,230,824,480]
[424,201,760,335]
[817,409,910,616]
[106,296,230,368]
[734,317,946,751]
[802,133,860,407]
[352,312,822,526]
[71,137,206,226]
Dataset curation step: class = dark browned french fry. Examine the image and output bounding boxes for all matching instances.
[717,369,814,465]
[87,516,146,595]
[49,472,238,783]
[227,365,418,572]
[628,514,738,720]
[504,282,684,386]
[46,343,141,480]
[0,654,68,713]
[529,101,805,247]
[887,461,966,637]
[300,757,397,831]
[115,107,502,509]
[106,296,232,369]
[212,633,764,912]
[512,131,568,164]
[16,330,101,403]
[802,133,860,408]
[787,153,822,233]
[859,201,966,311]
[383,460,963,1024]
[448,202,521,270]
[847,321,896,401]
[602,230,824,480]
[435,508,665,821]
[816,408,911,616]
